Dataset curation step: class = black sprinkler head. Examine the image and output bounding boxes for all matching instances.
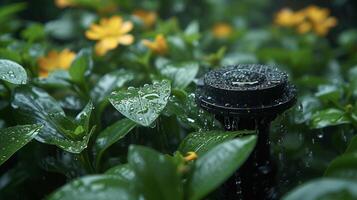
[196,64,296,117]
[196,64,297,200]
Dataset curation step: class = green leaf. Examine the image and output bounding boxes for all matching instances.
[345,135,357,153]
[157,62,199,89]
[21,23,45,42]
[0,59,27,84]
[94,118,136,166]
[0,124,42,166]
[69,48,93,84]
[12,87,94,153]
[311,108,350,129]
[105,164,135,181]
[187,135,257,200]
[179,130,254,155]
[325,153,357,180]
[34,70,71,88]
[128,145,183,200]
[338,29,357,49]
[47,175,137,200]
[282,178,357,200]
[91,69,134,103]
[315,85,341,103]
[0,3,26,25]
[165,91,219,130]
[109,80,171,127]
[0,49,22,63]
[75,101,94,132]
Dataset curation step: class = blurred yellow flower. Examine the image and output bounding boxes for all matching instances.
[85,15,134,56]
[55,0,75,8]
[274,9,305,27]
[142,34,168,55]
[184,151,198,161]
[297,22,312,34]
[274,6,337,36]
[38,49,76,78]
[212,23,233,39]
[313,17,337,36]
[133,9,157,28]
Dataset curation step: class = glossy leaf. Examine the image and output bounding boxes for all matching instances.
[105,164,135,182]
[94,118,136,166]
[34,70,71,88]
[282,178,357,200]
[165,91,219,130]
[0,124,42,166]
[0,59,27,84]
[91,69,134,103]
[179,130,254,155]
[325,153,357,180]
[47,175,137,200]
[158,61,199,89]
[311,108,350,129]
[109,80,171,126]
[128,145,183,200]
[187,135,256,200]
[12,87,94,153]
[69,48,93,83]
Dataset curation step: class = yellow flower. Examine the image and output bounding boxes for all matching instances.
[274,6,337,36]
[38,49,76,78]
[184,151,198,162]
[54,0,75,8]
[133,9,157,28]
[313,17,337,36]
[142,34,168,55]
[212,23,233,39]
[303,6,329,23]
[297,22,312,34]
[85,16,134,56]
[274,8,305,27]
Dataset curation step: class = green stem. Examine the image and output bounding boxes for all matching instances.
[79,149,95,174]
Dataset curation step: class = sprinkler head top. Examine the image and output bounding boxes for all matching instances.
[196,64,296,117]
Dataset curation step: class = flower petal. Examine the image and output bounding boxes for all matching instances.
[120,21,134,33]
[95,38,119,56]
[118,34,134,45]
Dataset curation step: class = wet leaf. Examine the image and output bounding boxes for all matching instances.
[165,92,219,130]
[0,59,27,84]
[311,108,350,129]
[94,118,136,166]
[105,164,135,181]
[128,145,183,200]
[47,175,137,200]
[325,153,357,180]
[0,124,42,166]
[282,178,357,200]
[11,86,94,153]
[69,48,93,84]
[157,61,199,89]
[91,69,134,103]
[34,70,71,88]
[109,80,171,127]
[179,130,254,155]
[187,135,256,200]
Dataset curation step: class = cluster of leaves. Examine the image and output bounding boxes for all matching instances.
[0,0,356,200]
